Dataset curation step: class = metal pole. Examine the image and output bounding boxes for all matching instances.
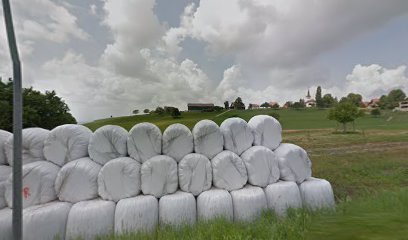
[2,0,22,239]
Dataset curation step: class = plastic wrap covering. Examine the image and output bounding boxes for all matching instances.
[197,188,233,221]
[23,201,72,240]
[162,123,193,162]
[88,125,128,165]
[0,130,12,165]
[178,153,212,196]
[66,199,115,240]
[230,185,267,222]
[274,143,312,183]
[159,191,196,227]
[220,118,254,155]
[44,124,92,166]
[0,182,6,209]
[192,120,223,159]
[127,123,162,163]
[241,146,280,187]
[299,177,335,210]
[115,195,158,234]
[248,115,282,150]
[212,151,247,191]
[98,157,141,202]
[5,161,59,208]
[5,128,49,166]
[264,181,302,216]
[141,155,178,198]
[55,157,101,203]
[0,208,12,240]
[0,165,11,182]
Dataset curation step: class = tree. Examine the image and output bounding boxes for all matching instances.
[328,101,364,132]
[316,86,323,108]
[214,106,224,111]
[322,94,337,108]
[0,79,76,131]
[233,97,245,110]
[171,107,181,118]
[370,108,381,117]
[224,101,229,109]
[292,99,305,109]
[143,109,150,114]
[132,109,139,114]
[260,102,270,108]
[271,103,279,109]
[155,106,165,116]
[379,89,406,109]
[340,93,362,107]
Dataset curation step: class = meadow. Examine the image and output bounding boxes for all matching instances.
[84,108,408,239]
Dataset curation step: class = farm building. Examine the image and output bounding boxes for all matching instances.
[187,103,214,112]
[395,98,408,112]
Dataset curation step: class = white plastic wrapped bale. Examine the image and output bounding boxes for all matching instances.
[248,115,282,150]
[220,118,254,155]
[0,130,12,165]
[178,153,212,196]
[55,157,102,203]
[159,191,196,227]
[5,161,59,208]
[141,155,178,198]
[0,208,12,240]
[88,125,128,165]
[197,188,233,221]
[0,182,6,209]
[211,151,247,191]
[44,124,92,166]
[66,199,115,240]
[23,201,71,240]
[274,143,312,184]
[98,157,141,202]
[192,120,223,159]
[230,185,267,222]
[5,128,49,166]
[162,123,193,162]
[0,165,11,182]
[115,195,158,234]
[299,177,335,210]
[127,122,162,163]
[241,146,280,187]
[264,181,302,216]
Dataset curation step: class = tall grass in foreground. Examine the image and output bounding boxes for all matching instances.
[102,189,408,240]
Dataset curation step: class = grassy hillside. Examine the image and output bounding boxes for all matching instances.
[84,108,408,131]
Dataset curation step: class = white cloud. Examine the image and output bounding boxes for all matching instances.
[346,64,408,100]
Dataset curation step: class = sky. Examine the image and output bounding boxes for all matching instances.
[0,0,407,122]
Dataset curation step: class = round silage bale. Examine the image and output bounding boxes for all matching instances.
[0,165,11,182]
[220,118,253,155]
[299,177,335,210]
[0,130,12,165]
[127,122,162,163]
[55,157,102,203]
[98,157,141,202]
[23,201,72,240]
[115,195,159,234]
[5,160,60,208]
[178,153,212,196]
[43,124,92,166]
[0,182,6,210]
[88,125,128,165]
[264,181,302,216]
[248,115,282,150]
[162,123,193,162]
[65,199,115,240]
[230,185,267,222]
[192,120,223,159]
[274,143,312,183]
[141,155,178,198]
[5,128,49,166]
[159,191,196,227]
[0,208,12,240]
[240,146,280,187]
[211,150,247,191]
[197,188,233,221]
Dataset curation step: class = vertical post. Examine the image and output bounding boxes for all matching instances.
[2,0,22,239]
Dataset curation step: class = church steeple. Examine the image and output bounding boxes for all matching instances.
[306,89,311,99]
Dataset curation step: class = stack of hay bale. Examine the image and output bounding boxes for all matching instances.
[0,115,335,240]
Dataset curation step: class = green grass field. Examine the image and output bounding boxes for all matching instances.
[84,109,408,239]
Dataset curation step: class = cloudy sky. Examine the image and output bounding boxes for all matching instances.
[1,0,407,122]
